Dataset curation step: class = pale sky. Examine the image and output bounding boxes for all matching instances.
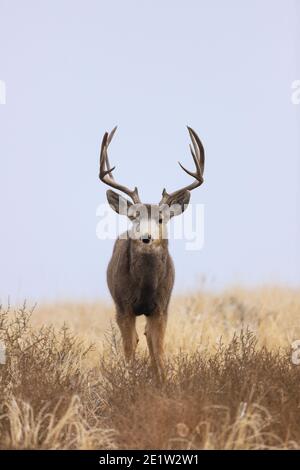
[0,0,299,302]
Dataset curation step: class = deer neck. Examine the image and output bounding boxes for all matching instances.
[129,238,169,280]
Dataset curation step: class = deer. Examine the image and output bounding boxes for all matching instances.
[99,126,205,378]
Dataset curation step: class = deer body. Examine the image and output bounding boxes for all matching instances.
[99,127,205,377]
[107,235,174,317]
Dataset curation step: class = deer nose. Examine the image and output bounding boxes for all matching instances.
[141,234,151,244]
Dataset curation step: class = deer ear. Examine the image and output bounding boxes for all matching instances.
[167,190,191,217]
[106,190,132,215]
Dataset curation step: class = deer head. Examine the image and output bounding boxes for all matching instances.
[99,126,205,245]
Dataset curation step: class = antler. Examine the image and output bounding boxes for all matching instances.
[99,126,141,204]
[160,126,205,205]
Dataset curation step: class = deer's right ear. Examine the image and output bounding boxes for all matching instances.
[106,190,132,215]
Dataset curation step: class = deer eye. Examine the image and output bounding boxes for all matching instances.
[159,218,163,224]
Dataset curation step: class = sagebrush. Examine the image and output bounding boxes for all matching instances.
[0,287,300,449]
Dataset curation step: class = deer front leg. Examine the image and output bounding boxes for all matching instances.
[116,313,139,363]
[145,312,167,380]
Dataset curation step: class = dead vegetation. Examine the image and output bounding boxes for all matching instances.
[1,287,300,449]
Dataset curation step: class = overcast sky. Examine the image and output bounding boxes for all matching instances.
[0,0,299,302]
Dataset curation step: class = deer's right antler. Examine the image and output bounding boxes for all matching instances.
[99,126,141,204]
[160,126,205,205]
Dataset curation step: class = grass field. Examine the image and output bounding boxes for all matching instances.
[1,286,300,449]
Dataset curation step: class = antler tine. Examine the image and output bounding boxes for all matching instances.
[100,128,116,180]
[160,126,205,205]
[99,127,141,204]
[188,126,205,174]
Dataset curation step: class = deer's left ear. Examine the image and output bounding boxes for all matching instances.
[161,190,191,217]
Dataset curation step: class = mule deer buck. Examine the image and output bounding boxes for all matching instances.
[99,126,205,377]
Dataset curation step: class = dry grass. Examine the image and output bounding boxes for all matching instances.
[1,286,300,449]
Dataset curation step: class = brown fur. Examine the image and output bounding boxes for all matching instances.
[107,228,174,377]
